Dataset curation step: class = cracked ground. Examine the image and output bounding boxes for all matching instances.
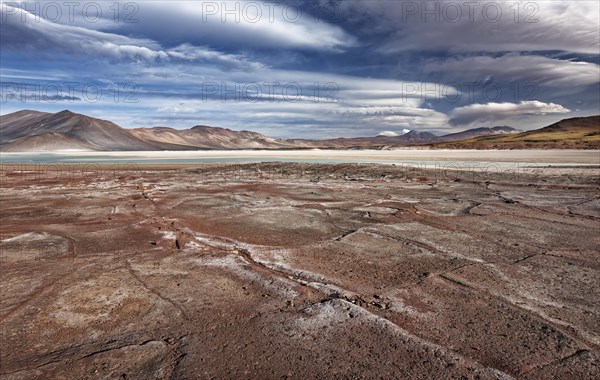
[1,163,599,379]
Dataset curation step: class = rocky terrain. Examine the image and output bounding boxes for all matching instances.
[1,162,599,378]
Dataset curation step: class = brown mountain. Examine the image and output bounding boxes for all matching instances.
[1,133,96,152]
[437,126,521,142]
[129,125,298,150]
[293,130,441,148]
[0,110,333,151]
[431,116,600,149]
[0,110,302,151]
[1,110,597,151]
[0,110,161,151]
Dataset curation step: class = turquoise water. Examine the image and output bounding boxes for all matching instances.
[0,152,597,168]
[1,153,274,164]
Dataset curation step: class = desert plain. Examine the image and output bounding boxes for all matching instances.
[1,161,599,379]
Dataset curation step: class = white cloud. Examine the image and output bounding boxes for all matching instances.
[325,0,599,54]
[378,129,410,137]
[103,1,357,52]
[0,3,168,62]
[166,44,264,71]
[1,3,263,70]
[117,63,457,135]
[156,105,198,114]
[450,100,571,126]
[424,54,600,87]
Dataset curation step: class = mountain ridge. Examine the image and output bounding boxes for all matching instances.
[430,116,600,150]
[1,110,597,151]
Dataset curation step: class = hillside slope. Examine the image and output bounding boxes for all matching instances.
[431,116,600,149]
[0,110,161,151]
[130,125,297,150]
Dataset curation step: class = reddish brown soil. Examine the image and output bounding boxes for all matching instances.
[1,163,599,379]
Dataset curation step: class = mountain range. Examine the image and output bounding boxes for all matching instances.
[430,116,600,150]
[0,109,598,151]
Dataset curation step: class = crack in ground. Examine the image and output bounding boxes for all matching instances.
[213,236,515,376]
[0,247,83,325]
[436,273,598,351]
[125,260,189,320]
[521,349,591,376]
[80,339,163,359]
[334,228,357,241]
[232,246,324,303]
[300,297,514,379]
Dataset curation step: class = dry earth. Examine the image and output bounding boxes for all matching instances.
[1,162,599,379]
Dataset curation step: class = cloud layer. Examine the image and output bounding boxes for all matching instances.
[450,101,571,126]
[1,0,598,137]
[324,0,599,54]
[424,54,600,87]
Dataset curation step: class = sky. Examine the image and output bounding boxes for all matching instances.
[1,0,599,138]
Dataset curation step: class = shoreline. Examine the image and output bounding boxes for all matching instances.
[1,149,599,165]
